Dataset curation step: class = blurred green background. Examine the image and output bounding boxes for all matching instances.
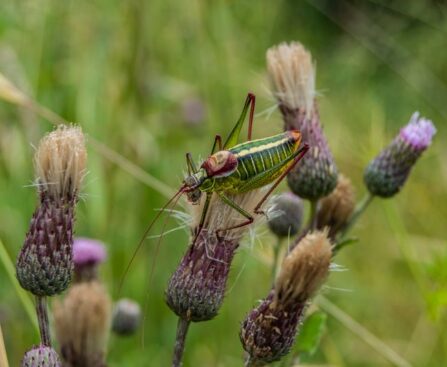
[0,0,446,366]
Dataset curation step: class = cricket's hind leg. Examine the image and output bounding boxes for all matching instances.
[215,193,254,239]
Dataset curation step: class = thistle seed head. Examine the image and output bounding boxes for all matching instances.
[267,193,304,238]
[240,231,332,365]
[267,42,315,115]
[317,174,356,238]
[364,113,436,198]
[167,189,264,322]
[53,281,111,367]
[34,125,86,201]
[21,345,61,367]
[16,125,86,296]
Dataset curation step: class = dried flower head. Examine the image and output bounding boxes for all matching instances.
[53,281,111,367]
[111,298,142,336]
[317,174,355,238]
[364,113,436,198]
[166,189,264,322]
[73,238,107,282]
[267,42,315,115]
[267,192,304,238]
[34,125,86,200]
[240,231,331,365]
[267,42,338,200]
[21,345,61,367]
[17,125,87,296]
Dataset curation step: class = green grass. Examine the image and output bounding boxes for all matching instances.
[1,0,446,366]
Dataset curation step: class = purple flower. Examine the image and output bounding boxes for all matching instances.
[73,238,107,267]
[400,112,436,150]
[364,112,436,198]
[72,238,107,282]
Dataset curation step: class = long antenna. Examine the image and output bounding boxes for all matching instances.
[118,186,185,295]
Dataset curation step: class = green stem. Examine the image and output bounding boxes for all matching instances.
[340,193,374,239]
[172,317,190,367]
[271,237,283,284]
[36,296,51,346]
[308,200,319,231]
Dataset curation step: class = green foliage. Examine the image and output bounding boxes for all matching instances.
[296,311,327,358]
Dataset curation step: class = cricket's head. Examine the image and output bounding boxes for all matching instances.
[201,150,238,178]
[183,169,206,204]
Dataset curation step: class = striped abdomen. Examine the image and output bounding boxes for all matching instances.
[226,131,301,190]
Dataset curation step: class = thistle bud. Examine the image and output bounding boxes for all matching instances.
[53,281,111,367]
[240,231,331,365]
[267,193,304,238]
[267,42,338,200]
[317,174,355,239]
[111,298,142,336]
[21,345,61,367]
[73,238,107,282]
[166,190,263,322]
[16,125,86,296]
[364,113,436,198]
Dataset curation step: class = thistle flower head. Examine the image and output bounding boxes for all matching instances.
[73,237,107,282]
[16,125,87,296]
[34,125,86,201]
[317,174,356,238]
[111,298,142,336]
[167,189,264,322]
[53,281,111,367]
[267,42,315,115]
[286,115,338,200]
[364,113,436,198]
[21,345,61,367]
[267,192,304,238]
[240,231,332,365]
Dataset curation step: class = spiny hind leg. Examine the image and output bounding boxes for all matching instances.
[215,193,254,238]
[253,144,310,215]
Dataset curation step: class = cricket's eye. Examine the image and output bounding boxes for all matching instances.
[202,151,238,178]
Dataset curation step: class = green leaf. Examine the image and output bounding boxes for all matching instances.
[296,311,327,356]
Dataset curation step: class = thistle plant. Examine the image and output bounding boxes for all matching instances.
[166,189,264,366]
[16,125,86,353]
[53,238,111,367]
[240,231,332,366]
[267,42,338,207]
[21,345,61,367]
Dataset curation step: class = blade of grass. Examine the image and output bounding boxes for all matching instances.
[318,296,412,367]
[0,72,176,200]
[0,323,9,367]
[0,239,39,334]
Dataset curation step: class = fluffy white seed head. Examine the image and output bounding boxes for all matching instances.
[34,125,87,200]
[267,42,316,115]
[274,230,332,306]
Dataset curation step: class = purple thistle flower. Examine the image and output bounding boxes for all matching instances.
[364,113,436,198]
[73,238,107,282]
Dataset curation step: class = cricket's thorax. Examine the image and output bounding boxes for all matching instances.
[199,131,301,194]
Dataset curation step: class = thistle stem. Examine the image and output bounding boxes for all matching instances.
[271,237,283,284]
[308,200,319,231]
[340,193,374,238]
[36,296,51,346]
[172,317,190,367]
